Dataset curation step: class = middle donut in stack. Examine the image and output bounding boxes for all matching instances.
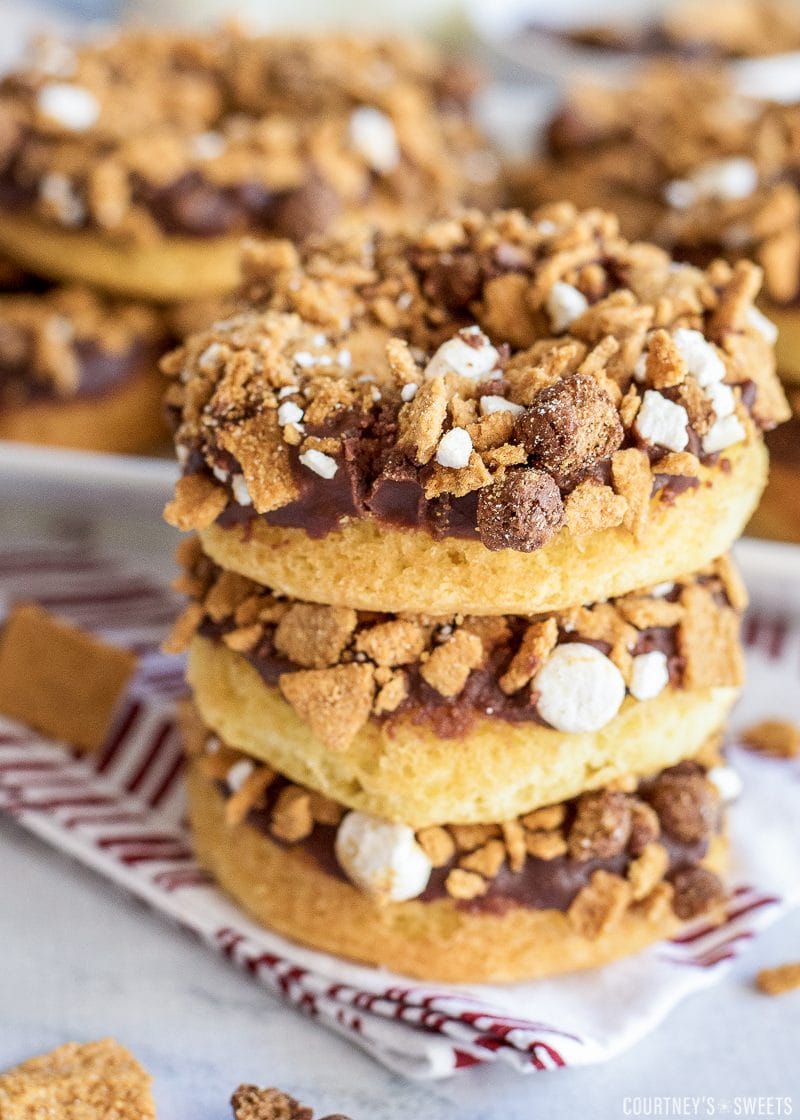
[164,204,787,982]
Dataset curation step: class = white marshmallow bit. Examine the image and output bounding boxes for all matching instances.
[629,651,670,702]
[707,765,743,804]
[292,351,315,368]
[39,172,84,226]
[278,384,297,398]
[479,394,524,416]
[650,581,675,598]
[690,157,758,201]
[746,305,779,344]
[663,179,697,210]
[633,352,648,382]
[198,342,226,373]
[534,643,626,733]
[37,82,100,131]
[423,326,499,382]
[635,389,690,452]
[335,811,431,902]
[671,328,726,387]
[705,380,735,420]
[191,130,226,160]
[337,348,352,368]
[349,106,400,173]
[401,382,418,402]
[211,464,229,484]
[226,759,254,793]
[231,474,252,506]
[277,400,304,426]
[435,427,473,469]
[546,281,589,333]
[176,444,189,467]
[299,448,338,479]
[702,414,746,454]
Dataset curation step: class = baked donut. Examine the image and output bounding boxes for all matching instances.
[184,710,731,983]
[169,541,746,827]
[513,65,800,383]
[0,29,497,300]
[163,206,787,615]
[0,285,168,452]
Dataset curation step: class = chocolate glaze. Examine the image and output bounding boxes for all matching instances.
[230,769,714,914]
[0,336,150,406]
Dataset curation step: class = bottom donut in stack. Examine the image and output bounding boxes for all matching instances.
[168,539,744,983]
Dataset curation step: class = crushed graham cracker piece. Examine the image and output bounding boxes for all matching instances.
[217,412,300,514]
[164,473,228,531]
[564,479,627,542]
[372,671,408,715]
[645,328,687,388]
[270,785,314,843]
[617,596,684,629]
[274,604,357,669]
[162,601,203,654]
[756,962,800,996]
[445,867,488,900]
[501,819,527,872]
[307,789,345,826]
[354,619,427,667]
[627,842,669,901]
[419,629,483,697]
[525,829,568,860]
[205,570,257,622]
[678,584,744,690]
[498,617,558,695]
[714,554,749,612]
[611,447,652,540]
[279,663,375,751]
[0,603,137,753]
[222,624,263,653]
[416,825,456,868]
[740,719,800,758]
[424,452,493,500]
[225,764,275,827]
[567,870,633,940]
[396,376,449,465]
[521,804,566,831]
[639,881,675,923]
[0,1039,155,1120]
[459,838,506,878]
[655,451,701,477]
[450,823,500,851]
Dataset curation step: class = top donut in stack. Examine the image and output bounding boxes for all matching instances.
[0,27,497,303]
[164,204,789,615]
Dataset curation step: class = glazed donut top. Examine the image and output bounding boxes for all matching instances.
[528,65,800,306]
[0,285,163,404]
[163,205,789,552]
[170,538,745,750]
[0,27,495,245]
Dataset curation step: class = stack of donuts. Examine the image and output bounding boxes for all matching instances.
[163,204,788,983]
[0,26,495,451]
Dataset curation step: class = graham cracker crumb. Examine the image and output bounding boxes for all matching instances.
[617,596,684,629]
[521,804,566,831]
[205,570,258,622]
[225,764,275,827]
[445,867,488,900]
[372,671,408,715]
[564,479,627,542]
[756,962,800,996]
[274,604,357,669]
[525,829,568,860]
[354,619,427,667]
[740,719,800,758]
[164,473,228,531]
[419,629,483,697]
[0,1039,155,1120]
[279,663,375,751]
[639,881,674,923]
[396,376,449,465]
[222,624,263,653]
[627,841,669,901]
[678,584,744,690]
[714,554,749,612]
[611,447,652,540]
[307,789,345,826]
[450,823,500,851]
[217,412,300,515]
[645,328,687,389]
[567,870,633,940]
[501,819,527,872]
[416,825,456,868]
[270,785,314,843]
[499,617,558,695]
[459,838,506,878]
[162,601,203,654]
[0,603,136,752]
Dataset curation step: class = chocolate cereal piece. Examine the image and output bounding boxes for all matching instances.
[0,1039,155,1120]
[645,765,721,845]
[669,865,726,919]
[476,468,564,552]
[0,602,136,751]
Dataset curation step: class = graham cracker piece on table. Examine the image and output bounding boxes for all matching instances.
[0,602,137,752]
[0,1038,155,1120]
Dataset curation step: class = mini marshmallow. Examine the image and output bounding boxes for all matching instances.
[335,811,432,902]
[349,106,400,173]
[690,157,758,201]
[635,389,690,452]
[191,131,226,160]
[707,765,743,804]
[671,328,726,387]
[423,326,499,381]
[337,348,352,368]
[277,400,304,426]
[37,82,100,131]
[231,474,252,506]
[479,394,524,416]
[633,352,649,382]
[292,351,315,368]
[534,643,626,733]
[401,382,418,402]
[226,758,254,793]
[277,384,298,399]
[663,179,697,210]
[703,414,747,454]
[650,581,676,598]
[705,380,735,420]
[546,281,589,333]
[746,305,779,344]
[39,173,85,226]
[299,448,338,478]
[629,651,670,702]
[435,427,473,469]
[198,342,226,373]
[211,465,229,484]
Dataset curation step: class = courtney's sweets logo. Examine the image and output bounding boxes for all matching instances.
[621,1098,793,1117]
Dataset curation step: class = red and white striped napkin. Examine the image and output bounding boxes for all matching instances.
[0,541,798,1080]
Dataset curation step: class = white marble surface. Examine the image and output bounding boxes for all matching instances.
[1,509,799,1116]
